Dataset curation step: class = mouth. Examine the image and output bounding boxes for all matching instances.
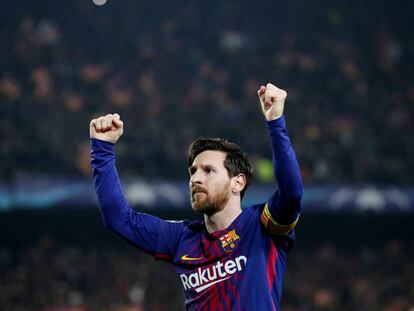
[191,187,207,198]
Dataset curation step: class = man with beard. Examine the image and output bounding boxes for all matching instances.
[90,83,303,310]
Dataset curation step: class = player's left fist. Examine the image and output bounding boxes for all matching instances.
[257,83,287,121]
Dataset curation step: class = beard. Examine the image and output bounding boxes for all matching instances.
[190,181,231,216]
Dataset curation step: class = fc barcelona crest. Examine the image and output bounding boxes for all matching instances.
[219,229,240,252]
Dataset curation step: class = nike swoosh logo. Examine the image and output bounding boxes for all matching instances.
[181,254,204,261]
[195,276,232,293]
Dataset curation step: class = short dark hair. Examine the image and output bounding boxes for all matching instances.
[187,138,253,199]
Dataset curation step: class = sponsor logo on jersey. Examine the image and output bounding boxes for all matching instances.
[179,255,247,293]
[219,229,240,252]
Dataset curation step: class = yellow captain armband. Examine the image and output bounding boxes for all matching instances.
[261,203,299,235]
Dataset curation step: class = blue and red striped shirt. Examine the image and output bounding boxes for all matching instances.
[91,116,303,310]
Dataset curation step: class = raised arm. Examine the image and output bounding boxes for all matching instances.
[257,84,304,235]
[90,114,183,260]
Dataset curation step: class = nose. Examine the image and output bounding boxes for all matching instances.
[190,170,203,186]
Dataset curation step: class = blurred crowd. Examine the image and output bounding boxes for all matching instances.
[283,240,414,311]
[1,236,413,311]
[1,0,413,184]
[0,236,183,311]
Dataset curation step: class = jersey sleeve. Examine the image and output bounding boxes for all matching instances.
[90,138,184,261]
[260,116,303,236]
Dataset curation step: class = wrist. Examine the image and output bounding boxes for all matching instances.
[266,115,286,128]
[90,138,115,155]
[265,113,283,122]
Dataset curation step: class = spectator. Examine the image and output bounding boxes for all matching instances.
[1,0,413,183]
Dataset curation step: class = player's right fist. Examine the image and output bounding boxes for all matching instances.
[90,113,124,144]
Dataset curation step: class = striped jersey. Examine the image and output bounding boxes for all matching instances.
[91,116,303,310]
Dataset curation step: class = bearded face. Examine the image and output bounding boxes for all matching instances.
[190,179,231,216]
[188,150,233,216]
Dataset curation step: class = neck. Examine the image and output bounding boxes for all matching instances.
[204,198,242,233]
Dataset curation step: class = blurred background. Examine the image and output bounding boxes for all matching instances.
[1,0,414,310]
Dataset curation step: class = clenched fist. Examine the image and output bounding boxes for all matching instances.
[90,113,124,144]
[257,83,287,121]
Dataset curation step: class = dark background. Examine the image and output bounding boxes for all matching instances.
[1,0,414,310]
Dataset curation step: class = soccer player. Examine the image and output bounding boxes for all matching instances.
[90,83,303,310]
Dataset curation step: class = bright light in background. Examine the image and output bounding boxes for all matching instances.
[92,0,107,6]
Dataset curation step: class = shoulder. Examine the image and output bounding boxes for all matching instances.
[237,202,266,227]
[243,202,267,215]
[241,202,267,222]
[172,219,204,237]
[157,219,203,237]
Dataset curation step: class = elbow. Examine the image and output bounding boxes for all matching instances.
[294,187,304,202]
[102,217,113,230]
[99,205,129,233]
[288,187,304,207]
[100,212,122,232]
[101,215,116,231]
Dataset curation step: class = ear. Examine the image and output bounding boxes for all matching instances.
[231,174,247,195]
